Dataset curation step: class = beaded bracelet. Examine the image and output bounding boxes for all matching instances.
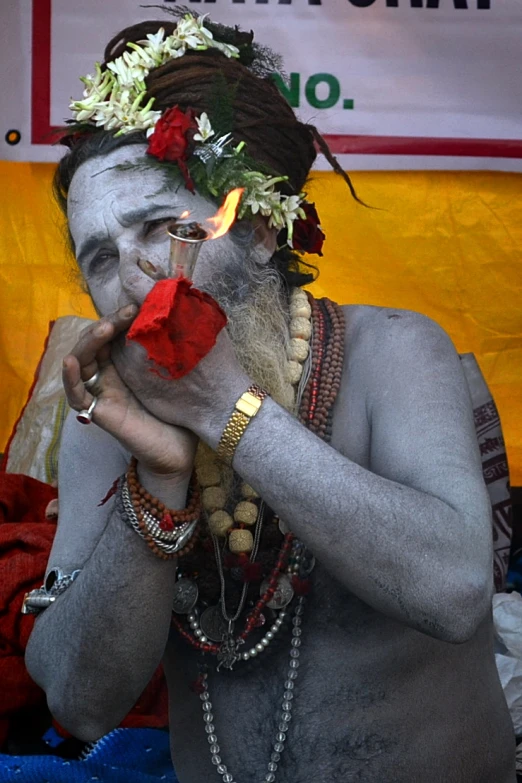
[120,459,201,560]
[127,457,200,529]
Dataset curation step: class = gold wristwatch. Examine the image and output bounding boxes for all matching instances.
[217,384,268,465]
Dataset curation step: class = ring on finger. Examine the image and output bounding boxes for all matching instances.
[84,371,100,392]
[76,396,98,425]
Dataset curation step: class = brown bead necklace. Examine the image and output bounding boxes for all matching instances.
[171,294,345,668]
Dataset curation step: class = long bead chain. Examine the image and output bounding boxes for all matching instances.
[193,295,344,780]
[200,597,306,783]
[171,532,295,657]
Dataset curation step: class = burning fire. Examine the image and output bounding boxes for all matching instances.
[205,188,245,240]
[166,188,245,280]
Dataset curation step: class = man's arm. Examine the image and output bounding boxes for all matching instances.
[25,413,185,741]
[196,308,493,643]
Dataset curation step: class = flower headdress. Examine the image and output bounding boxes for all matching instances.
[68,14,325,255]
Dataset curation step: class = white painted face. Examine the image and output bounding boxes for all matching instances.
[67,145,272,316]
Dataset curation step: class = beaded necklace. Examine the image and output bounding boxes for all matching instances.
[171,289,312,657]
[171,293,345,782]
[196,287,312,556]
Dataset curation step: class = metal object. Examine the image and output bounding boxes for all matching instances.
[199,596,307,783]
[193,133,233,168]
[120,480,199,554]
[22,568,81,615]
[216,626,245,671]
[260,574,294,610]
[172,578,199,614]
[76,396,98,425]
[300,553,316,578]
[168,221,207,280]
[83,371,100,392]
[278,517,290,535]
[200,605,230,643]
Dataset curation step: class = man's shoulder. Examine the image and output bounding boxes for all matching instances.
[338,303,449,359]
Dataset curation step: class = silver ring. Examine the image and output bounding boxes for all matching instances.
[76,396,98,425]
[84,371,100,391]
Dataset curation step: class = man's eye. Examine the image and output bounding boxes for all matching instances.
[144,218,176,236]
[88,251,117,274]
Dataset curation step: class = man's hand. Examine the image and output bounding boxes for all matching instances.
[62,305,198,478]
[110,315,251,442]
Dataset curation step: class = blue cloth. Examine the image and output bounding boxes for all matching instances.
[0,728,178,783]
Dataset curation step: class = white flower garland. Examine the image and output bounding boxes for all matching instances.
[70,17,239,132]
[69,15,307,243]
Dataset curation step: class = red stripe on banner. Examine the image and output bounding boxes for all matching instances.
[30,1,522,159]
[32,0,55,144]
[323,135,522,159]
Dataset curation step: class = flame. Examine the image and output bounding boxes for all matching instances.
[180,210,190,219]
[205,188,245,240]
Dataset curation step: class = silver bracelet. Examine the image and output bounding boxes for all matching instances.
[22,567,81,615]
[118,477,199,555]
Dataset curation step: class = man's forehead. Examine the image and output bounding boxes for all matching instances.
[68,147,167,206]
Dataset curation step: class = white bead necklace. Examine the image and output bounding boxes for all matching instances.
[193,288,313,781]
[200,596,306,783]
[195,287,312,551]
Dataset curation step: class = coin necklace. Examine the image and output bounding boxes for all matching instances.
[171,288,312,661]
[198,295,346,783]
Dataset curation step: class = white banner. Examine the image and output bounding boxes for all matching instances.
[2,0,522,170]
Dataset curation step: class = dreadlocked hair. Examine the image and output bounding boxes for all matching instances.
[54,15,361,287]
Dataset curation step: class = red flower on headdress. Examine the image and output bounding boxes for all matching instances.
[292,202,325,256]
[147,106,197,192]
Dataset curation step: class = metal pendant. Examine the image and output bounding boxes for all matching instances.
[300,553,316,577]
[278,517,290,535]
[217,632,244,672]
[172,578,199,615]
[261,574,294,610]
[199,605,229,643]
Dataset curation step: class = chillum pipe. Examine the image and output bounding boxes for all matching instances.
[168,221,208,280]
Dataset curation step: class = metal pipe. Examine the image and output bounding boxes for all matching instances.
[167,221,208,280]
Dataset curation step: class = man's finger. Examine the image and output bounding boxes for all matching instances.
[70,305,138,367]
[62,355,94,411]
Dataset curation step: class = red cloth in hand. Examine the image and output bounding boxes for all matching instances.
[127,277,227,379]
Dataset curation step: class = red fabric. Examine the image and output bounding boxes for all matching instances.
[147,106,197,192]
[0,473,57,748]
[0,472,168,747]
[127,277,227,380]
[292,202,325,256]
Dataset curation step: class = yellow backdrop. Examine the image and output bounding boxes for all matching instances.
[1,161,521,482]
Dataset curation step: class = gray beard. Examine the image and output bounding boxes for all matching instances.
[201,247,297,413]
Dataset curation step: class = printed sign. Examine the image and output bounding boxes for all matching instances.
[2,0,522,169]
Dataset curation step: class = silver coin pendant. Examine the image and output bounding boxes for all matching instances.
[261,574,294,610]
[199,605,229,643]
[172,578,199,614]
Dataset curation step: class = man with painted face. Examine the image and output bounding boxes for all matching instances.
[25,12,515,783]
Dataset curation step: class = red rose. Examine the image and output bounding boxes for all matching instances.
[291,202,325,256]
[147,106,197,191]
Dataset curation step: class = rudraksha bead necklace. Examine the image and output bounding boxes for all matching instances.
[192,294,345,783]
[170,293,345,673]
